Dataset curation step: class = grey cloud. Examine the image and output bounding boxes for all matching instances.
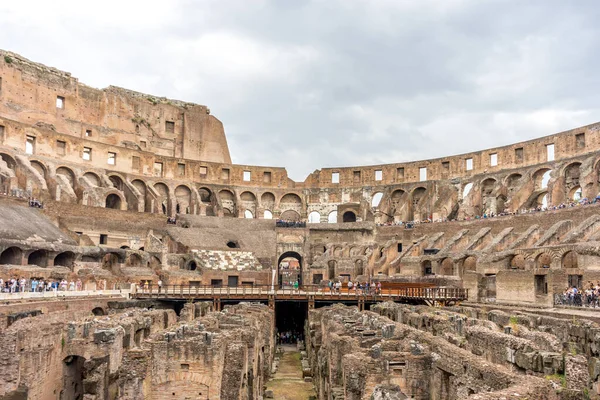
[2,0,600,180]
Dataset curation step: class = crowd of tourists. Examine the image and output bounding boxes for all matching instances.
[377,196,600,228]
[277,330,303,344]
[328,280,382,295]
[556,283,600,307]
[276,219,306,228]
[0,276,83,293]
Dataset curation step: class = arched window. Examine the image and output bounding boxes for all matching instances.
[244,210,254,219]
[328,211,338,223]
[372,192,383,207]
[308,211,321,223]
[263,210,273,219]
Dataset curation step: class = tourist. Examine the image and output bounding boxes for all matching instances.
[76,279,82,291]
[348,280,353,292]
[31,278,38,292]
[69,280,75,291]
[157,279,163,293]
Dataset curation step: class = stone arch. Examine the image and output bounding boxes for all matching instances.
[27,249,48,267]
[506,173,522,193]
[219,189,236,217]
[462,183,474,199]
[463,256,477,272]
[174,185,192,214]
[278,251,303,286]
[308,211,321,223]
[82,171,101,187]
[240,191,257,216]
[56,166,76,188]
[371,192,384,207]
[102,253,121,271]
[532,168,552,190]
[105,193,122,209]
[509,254,526,270]
[280,193,302,205]
[0,246,22,265]
[481,178,498,214]
[440,258,454,275]
[92,307,106,316]
[481,178,497,195]
[0,152,17,170]
[280,210,301,221]
[54,251,76,268]
[154,182,170,215]
[109,174,125,191]
[564,162,582,187]
[244,209,254,219]
[132,179,149,212]
[261,192,276,210]
[198,187,213,203]
[342,211,356,223]
[127,253,143,268]
[328,211,338,223]
[562,250,578,269]
[411,187,428,221]
[30,160,47,178]
[569,185,583,201]
[263,210,273,219]
[535,252,552,269]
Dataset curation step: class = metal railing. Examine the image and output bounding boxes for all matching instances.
[135,284,468,301]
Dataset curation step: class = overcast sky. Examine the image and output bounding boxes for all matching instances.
[2,1,600,181]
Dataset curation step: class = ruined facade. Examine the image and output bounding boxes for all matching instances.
[2,50,600,398]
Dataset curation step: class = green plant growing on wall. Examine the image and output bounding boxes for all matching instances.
[4,55,13,64]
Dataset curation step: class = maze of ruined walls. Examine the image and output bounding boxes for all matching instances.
[371,302,600,398]
[0,300,275,400]
[306,304,562,400]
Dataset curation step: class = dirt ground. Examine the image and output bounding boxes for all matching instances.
[265,345,316,400]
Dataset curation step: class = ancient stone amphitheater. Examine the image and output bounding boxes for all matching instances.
[2,50,600,399]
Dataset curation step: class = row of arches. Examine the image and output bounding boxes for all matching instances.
[0,247,76,268]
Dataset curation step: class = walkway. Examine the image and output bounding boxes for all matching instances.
[266,345,315,400]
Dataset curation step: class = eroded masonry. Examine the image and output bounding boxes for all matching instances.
[2,50,600,399]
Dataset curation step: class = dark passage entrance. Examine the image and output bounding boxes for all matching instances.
[61,355,85,400]
[275,301,308,344]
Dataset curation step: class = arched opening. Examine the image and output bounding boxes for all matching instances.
[308,211,321,223]
[226,241,240,249]
[82,172,101,187]
[28,249,48,267]
[278,251,302,287]
[263,210,273,219]
[562,251,578,269]
[198,187,212,203]
[175,185,192,215]
[0,153,16,170]
[105,193,121,209]
[280,210,301,221]
[533,169,552,190]
[0,247,22,265]
[56,167,76,184]
[509,254,526,270]
[440,258,454,275]
[131,179,149,212]
[536,253,552,269]
[30,160,46,178]
[244,209,254,219]
[62,355,86,400]
[154,183,170,215]
[92,307,106,316]
[240,191,257,217]
[463,256,477,272]
[506,173,522,193]
[570,186,583,201]
[564,163,582,192]
[371,192,384,208]
[219,189,236,217]
[328,211,338,223]
[127,253,143,268]
[54,251,75,268]
[411,187,428,221]
[342,211,356,223]
[261,192,276,209]
[102,253,120,271]
[109,175,125,191]
[186,260,198,271]
[462,183,473,199]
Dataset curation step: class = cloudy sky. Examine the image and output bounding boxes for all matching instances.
[1,1,600,181]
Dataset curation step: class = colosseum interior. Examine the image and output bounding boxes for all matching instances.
[2,50,600,399]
